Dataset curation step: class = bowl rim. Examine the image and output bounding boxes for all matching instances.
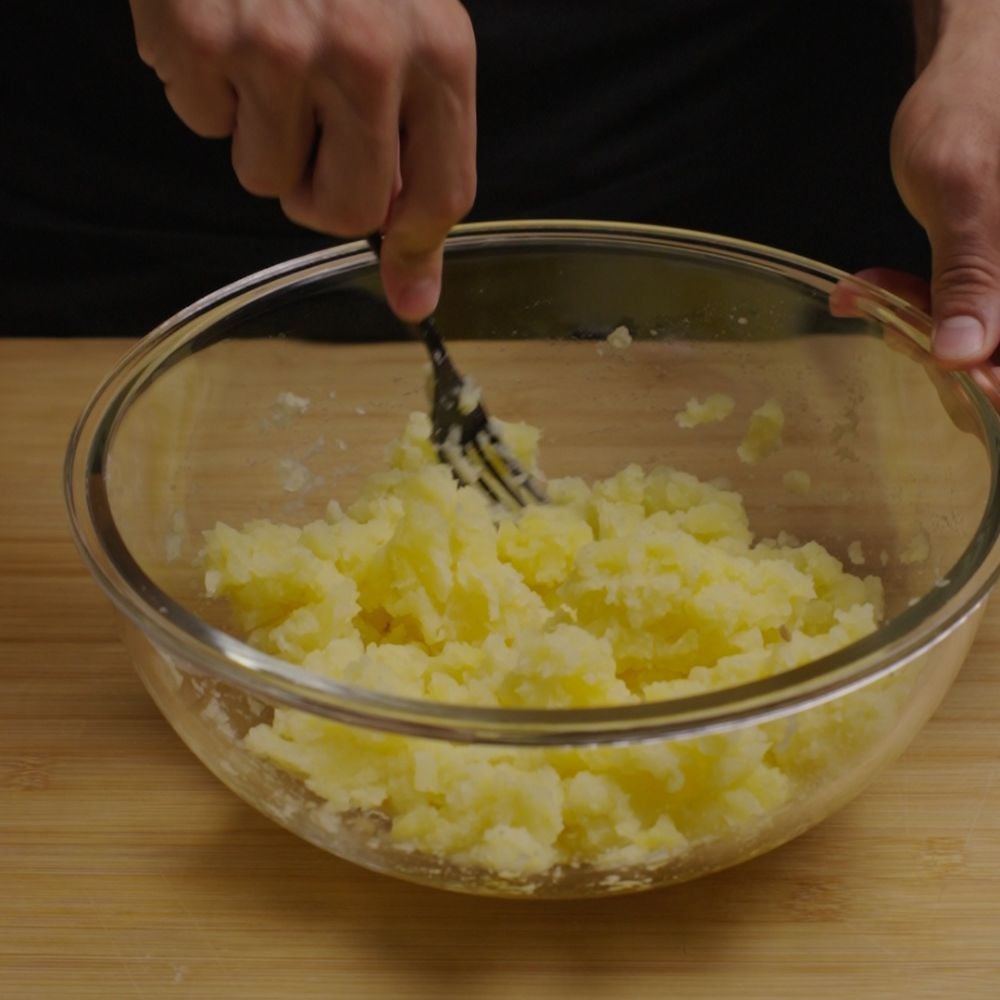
[64,219,1000,745]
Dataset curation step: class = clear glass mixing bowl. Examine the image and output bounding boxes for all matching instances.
[66,222,1000,897]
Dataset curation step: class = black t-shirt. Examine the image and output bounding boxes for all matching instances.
[1,1,926,336]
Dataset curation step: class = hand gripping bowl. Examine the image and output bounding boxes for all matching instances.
[66,222,1000,898]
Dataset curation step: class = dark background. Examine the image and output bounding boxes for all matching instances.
[1,1,928,337]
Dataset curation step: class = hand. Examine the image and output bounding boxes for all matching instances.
[890,0,1000,368]
[128,0,477,321]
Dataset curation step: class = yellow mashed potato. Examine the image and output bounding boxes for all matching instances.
[203,412,885,882]
[738,398,785,464]
[674,393,736,428]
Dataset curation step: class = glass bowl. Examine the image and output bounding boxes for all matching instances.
[66,221,1000,897]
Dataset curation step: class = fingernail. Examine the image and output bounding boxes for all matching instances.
[395,278,439,322]
[934,315,986,362]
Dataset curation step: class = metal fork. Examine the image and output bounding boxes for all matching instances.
[366,233,545,507]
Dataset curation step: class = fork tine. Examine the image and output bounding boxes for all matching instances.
[471,433,528,507]
[365,231,546,506]
[437,431,504,504]
[484,432,548,504]
[465,462,503,505]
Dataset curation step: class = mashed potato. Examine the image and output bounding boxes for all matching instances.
[738,398,785,464]
[675,393,735,428]
[203,412,885,882]
[606,324,633,349]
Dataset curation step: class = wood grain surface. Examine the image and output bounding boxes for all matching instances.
[1,338,998,999]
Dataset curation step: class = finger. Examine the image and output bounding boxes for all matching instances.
[380,33,477,321]
[163,70,238,138]
[380,231,446,323]
[129,1,237,138]
[971,365,1000,410]
[229,70,315,197]
[907,131,1000,367]
[281,69,399,238]
[829,268,932,318]
[927,220,1000,367]
[858,267,932,313]
[829,272,932,383]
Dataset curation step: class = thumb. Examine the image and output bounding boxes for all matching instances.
[378,233,444,323]
[929,228,1000,367]
[377,153,446,323]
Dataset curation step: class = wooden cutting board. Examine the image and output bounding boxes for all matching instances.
[1,339,998,999]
